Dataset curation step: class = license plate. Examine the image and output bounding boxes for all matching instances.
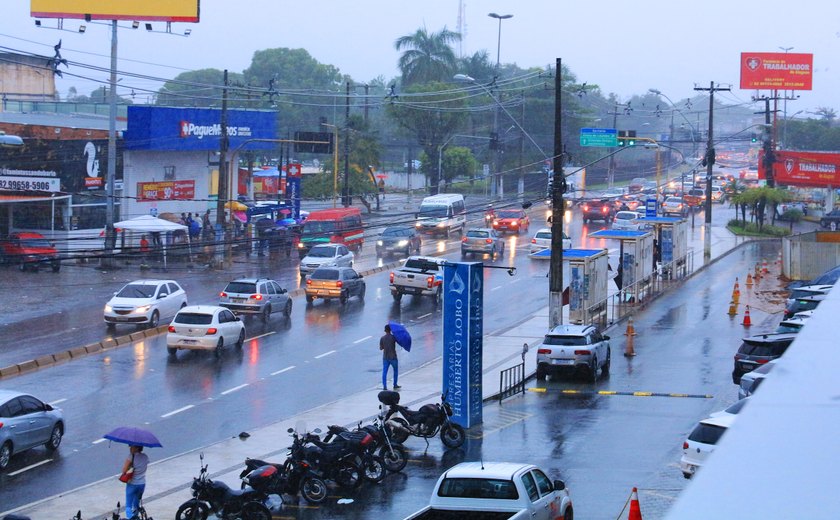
[181,339,197,345]
[553,359,575,365]
[741,363,755,370]
[233,298,246,303]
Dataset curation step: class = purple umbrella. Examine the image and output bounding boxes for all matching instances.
[104,426,162,448]
[388,321,412,352]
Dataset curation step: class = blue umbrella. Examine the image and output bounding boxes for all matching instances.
[104,426,162,448]
[388,321,412,352]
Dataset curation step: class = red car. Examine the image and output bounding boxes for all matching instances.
[0,232,61,272]
[492,209,530,235]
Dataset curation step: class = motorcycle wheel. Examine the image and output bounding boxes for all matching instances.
[300,475,328,504]
[241,500,272,520]
[334,460,363,489]
[387,418,410,444]
[175,499,209,520]
[441,423,466,449]
[379,444,408,473]
[362,455,387,483]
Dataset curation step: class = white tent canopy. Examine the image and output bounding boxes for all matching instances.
[112,215,190,268]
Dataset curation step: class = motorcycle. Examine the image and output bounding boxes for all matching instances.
[379,390,466,449]
[238,429,329,504]
[176,454,272,520]
[320,424,388,482]
[297,428,365,489]
[324,416,407,473]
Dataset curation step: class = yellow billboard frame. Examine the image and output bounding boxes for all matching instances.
[31,0,199,22]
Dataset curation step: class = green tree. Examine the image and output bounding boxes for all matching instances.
[308,115,381,202]
[395,27,461,86]
[457,51,494,83]
[418,146,478,190]
[156,69,245,107]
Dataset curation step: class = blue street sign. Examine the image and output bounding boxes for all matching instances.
[580,128,618,147]
[646,197,658,218]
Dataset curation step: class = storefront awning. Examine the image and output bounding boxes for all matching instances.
[0,193,71,203]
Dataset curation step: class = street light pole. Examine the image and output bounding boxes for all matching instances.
[779,46,793,148]
[488,13,512,200]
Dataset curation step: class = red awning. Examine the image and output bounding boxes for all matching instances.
[0,193,71,203]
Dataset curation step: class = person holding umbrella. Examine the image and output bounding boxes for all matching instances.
[381,322,412,391]
[104,426,161,520]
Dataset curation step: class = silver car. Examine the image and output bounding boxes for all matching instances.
[536,324,611,382]
[299,244,354,279]
[219,278,292,322]
[461,228,505,258]
[0,390,65,470]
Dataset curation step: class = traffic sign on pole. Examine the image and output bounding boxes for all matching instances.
[580,128,618,147]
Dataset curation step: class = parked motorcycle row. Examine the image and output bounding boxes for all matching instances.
[169,391,464,520]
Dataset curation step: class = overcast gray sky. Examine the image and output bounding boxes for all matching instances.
[3,0,838,116]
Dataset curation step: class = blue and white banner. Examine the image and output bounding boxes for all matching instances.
[285,177,301,220]
[442,262,483,429]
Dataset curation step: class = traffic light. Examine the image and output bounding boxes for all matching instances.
[618,130,637,147]
[751,133,758,143]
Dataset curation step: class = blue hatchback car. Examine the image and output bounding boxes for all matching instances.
[0,390,65,470]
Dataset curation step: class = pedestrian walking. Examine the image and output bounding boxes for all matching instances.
[380,324,400,390]
[139,235,150,266]
[121,445,149,520]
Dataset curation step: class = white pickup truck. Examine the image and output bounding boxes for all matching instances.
[389,255,446,303]
[404,461,573,520]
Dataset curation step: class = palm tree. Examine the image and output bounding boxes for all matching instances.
[457,50,494,82]
[395,27,461,86]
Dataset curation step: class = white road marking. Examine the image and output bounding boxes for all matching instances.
[315,350,336,359]
[353,335,372,344]
[92,438,108,445]
[271,366,296,375]
[247,332,276,341]
[7,459,52,476]
[49,398,67,406]
[508,277,522,284]
[491,285,502,291]
[416,313,432,320]
[161,404,194,418]
[220,384,249,395]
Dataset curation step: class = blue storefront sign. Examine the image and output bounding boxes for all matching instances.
[124,106,277,151]
[442,262,483,429]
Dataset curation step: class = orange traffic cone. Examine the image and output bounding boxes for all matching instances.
[628,487,643,520]
[624,317,637,357]
[762,260,769,274]
[754,263,761,280]
[745,273,753,287]
[733,277,740,294]
[728,299,738,316]
[742,305,752,327]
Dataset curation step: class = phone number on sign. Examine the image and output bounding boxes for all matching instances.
[0,178,55,191]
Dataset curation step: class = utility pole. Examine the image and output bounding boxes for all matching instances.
[217,70,231,266]
[549,58,565,329]
[343,81,351,207]
[694,81,730,262]
[755,95,780,188]
[518,94,525,198]
[102,20,118,268]
[606,102,630,188]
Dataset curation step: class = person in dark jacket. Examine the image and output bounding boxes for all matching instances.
[380,324,400,390]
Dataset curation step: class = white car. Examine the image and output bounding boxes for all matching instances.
[709,397,750,419]
[785,284,833,307]
[612,211,645,231]
[662,197,688,217]
[529,228,571,254]
[710,185,726,203]
[166,305,245,358]
[680,414,736,479]
[299,243,354,279]
[104,279,187,329]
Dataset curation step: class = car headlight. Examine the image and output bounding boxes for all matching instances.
[377,240,384,246]
[437,222,445,228]
[415,222,421,228]
[397,240,408,247]
[134,305,151,313]
[104,304,112,313]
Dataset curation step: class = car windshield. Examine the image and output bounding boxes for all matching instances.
[404,258,440,271]
[467,231,489,238]
[688,423,728,445]
[666,197,682,204]
[789,288,826,299]
[174,312,213,325]
[21,238,52,248]
[418,205,448,218]
[615,212,636,220]
[789,299,821,313]
[308,246,336,258]
[437,478,519,500]
[543,335,587,346]
[496,210,521,218]
[116,284,157,298]
[723,399,748,415]
[382,228,411,237]
[304,221,336,234]
[224,282,257,294]
[812,266,840,285]
[535,232,552,240]
[311,269,340,280]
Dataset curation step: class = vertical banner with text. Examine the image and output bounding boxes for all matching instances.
[285,163,302,220]
[442,262,483,429]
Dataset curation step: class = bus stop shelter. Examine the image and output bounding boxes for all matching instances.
[637,216,689,279]
[588,229,653,304]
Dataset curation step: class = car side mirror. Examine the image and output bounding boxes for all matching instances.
[603,335,610,341]
[554,480,566,491]
[44,404,53,411]
[235,316,241,321]
[158,294,167,299]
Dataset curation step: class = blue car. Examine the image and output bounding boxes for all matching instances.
[0,390,65,470]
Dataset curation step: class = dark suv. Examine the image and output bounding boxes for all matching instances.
[783,294,826,319]
[580,199,615,224]
[731,332,797,384]
[219,278,292,322]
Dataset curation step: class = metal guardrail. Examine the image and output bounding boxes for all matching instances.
[499,343,529,402]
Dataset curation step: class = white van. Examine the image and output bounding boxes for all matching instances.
[415,194,466,237]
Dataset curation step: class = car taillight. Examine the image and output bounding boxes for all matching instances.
[206,328,218,335]
[306,279,312,285]
[756,359,769,364]
[250,294,262,300]
[574,349,591,355]
[531,238,537,244]
[390,272,395,283]
[485,238,493,244]
[537,348,551,354]
[168,325,176,333]
[582,205,589,211]
[461,237,468,242]
[0,422,3,429]
[336,281,343,288]
[493,220,499,226]
[219,292,227,297]
[602,206,608,213]
[683,441,689,450]
[427,276,434,288]
[511,221,518,226]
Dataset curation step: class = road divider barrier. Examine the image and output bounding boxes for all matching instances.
[528,388,713,399]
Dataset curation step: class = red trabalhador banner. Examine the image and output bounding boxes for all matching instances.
[137,180,196,201]
[760,150,840,187]
[740,52,813,90]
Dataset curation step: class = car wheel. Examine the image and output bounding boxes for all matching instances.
[0,442,11,470]
[51,260,61,272]
[46,424,63,451]
[500,243,505,258]
[536,365,546,381]
[602,348,611,376]
[283,300,292,318]
[214,338,224,358]
[148,310,160,329]
[261,305,271,323]
[564,506,574,520]
[491,246,497,259]
[588,357,598,383]
[235,329,245,349]
[18,262,26,272]
[359,285,366,301]
[434,286,442,304]
[392,291,402,302]
[339,291,348,305]
[167,347,177,356]
[831,222,838,231]
[306,294,314,304]
[415,240,422,253]
[106,322,116,332]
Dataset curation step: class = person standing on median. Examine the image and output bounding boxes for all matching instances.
[380,324,400,391]
[122,444,149,520]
